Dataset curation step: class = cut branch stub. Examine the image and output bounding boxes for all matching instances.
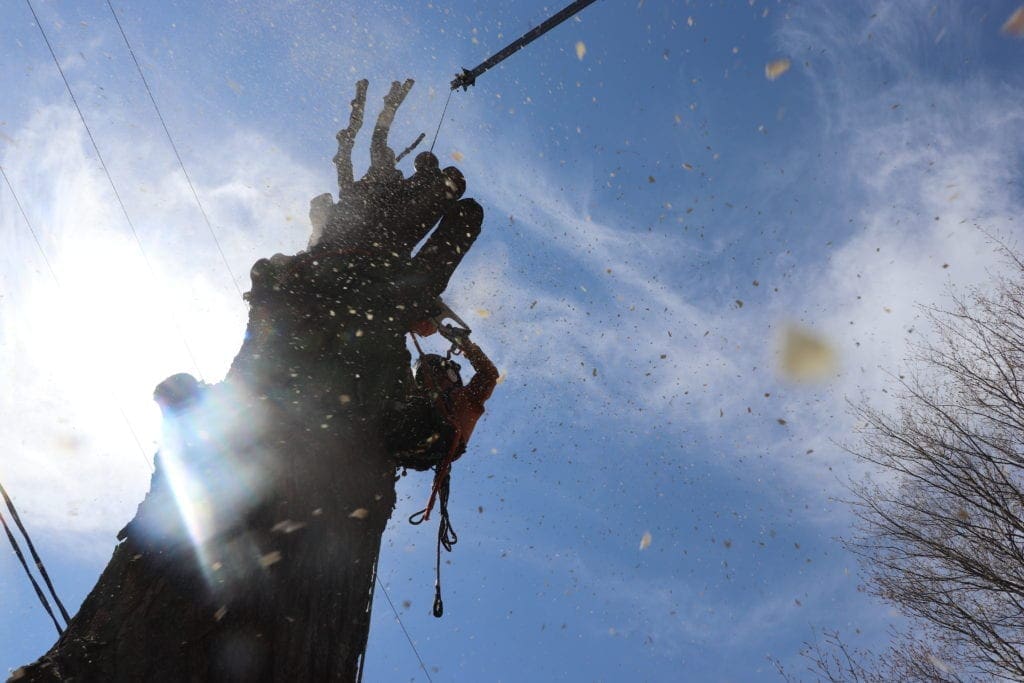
[334,79,368,193]
[314,79,477,261]
[369,79,415,180]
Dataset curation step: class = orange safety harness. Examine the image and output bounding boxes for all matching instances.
[408,332,465,521]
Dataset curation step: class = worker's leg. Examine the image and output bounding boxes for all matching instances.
[411,198,484,299]
[392,160,467,257]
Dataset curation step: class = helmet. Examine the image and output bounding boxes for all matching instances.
[414,354,463,388]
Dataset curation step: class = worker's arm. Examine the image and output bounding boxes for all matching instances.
[459,338,499,404]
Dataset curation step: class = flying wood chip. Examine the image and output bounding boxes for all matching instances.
[765,58,792,81]
[779,325,836,382]
[575,41,587,60]
[259,551,282,567]
[349,508,369,519]
[1003,7,1024,36]
[639,531,652,550]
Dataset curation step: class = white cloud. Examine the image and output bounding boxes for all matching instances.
[762,1,1024,482]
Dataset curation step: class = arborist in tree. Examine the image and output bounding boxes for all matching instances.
[388,320,499,617]
[389,324,499,473]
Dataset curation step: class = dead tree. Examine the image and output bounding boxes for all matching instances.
[12,79,482,682]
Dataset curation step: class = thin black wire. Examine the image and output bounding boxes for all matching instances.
[0,164,59,284]
[24,0,204,380]
[376,575,434,683]
[428,89,454,154]
[0,508,63,635]
[0,479,70,624]
[104,0,243,299]
[0,164,153,471]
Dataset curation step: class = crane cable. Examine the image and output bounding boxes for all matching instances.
[430,0,601,154]
[450,0,601,91]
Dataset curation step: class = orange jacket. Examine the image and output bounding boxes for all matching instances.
[446,341,499,448]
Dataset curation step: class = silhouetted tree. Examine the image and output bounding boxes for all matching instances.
[12,79,482,682]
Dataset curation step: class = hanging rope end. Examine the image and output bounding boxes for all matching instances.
[432,585,444,618]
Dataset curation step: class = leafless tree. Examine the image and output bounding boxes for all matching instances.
[796,251,1024,681]
[774,628,970,682]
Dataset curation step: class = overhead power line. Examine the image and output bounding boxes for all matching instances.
[1,164,153,471]
[0,479,70,626]
[104,0,244,299]
[0,507,64,635]
[24,0,205,380]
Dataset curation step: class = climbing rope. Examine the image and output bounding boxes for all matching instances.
[431,473,457,619]
[357,554,434,683]
[407,332,464,618]
[371,575,435,683]
[409,468,457,619]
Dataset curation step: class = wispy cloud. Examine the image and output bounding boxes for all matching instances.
[4,0,1021,546]
[437,0,1024,504]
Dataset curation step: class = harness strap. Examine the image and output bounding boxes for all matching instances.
[410,332,465,521]
[408,332,466,617]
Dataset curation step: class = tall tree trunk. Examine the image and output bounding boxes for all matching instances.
[12,78,477,683]
[13,247,423,682]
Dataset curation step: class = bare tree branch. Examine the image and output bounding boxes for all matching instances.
[796,248,1024,681]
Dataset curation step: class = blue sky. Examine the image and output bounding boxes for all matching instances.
[2,0,1023,680]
